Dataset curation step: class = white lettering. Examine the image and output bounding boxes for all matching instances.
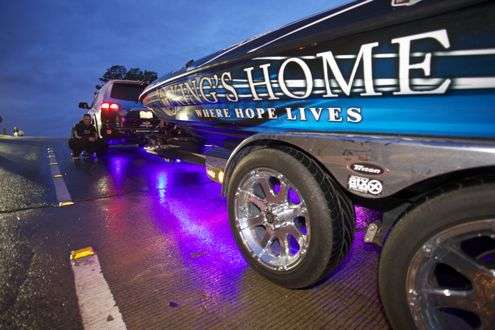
[267,108,277,119]
[328,107,343,122]
[245,108,255,118]
[256,108,265,118]
[243,64,278,101]
[278,58,313,99]
[309,107,323,121]
[220,72,239,102]
[317,42,382,97]
[235,108,244,118]
[184,80,202,103]
[392,29,451,95]
[199,77,218,103]
[286,108,296,120]
[347,107,362,123]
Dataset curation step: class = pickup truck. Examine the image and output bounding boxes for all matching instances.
[79,80,159,146]
[140,1,495,328]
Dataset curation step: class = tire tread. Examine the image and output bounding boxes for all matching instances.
[277,146,355,280]
[379,177,495,329]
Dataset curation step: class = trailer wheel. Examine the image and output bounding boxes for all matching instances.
[227,147,354,288]
[379,181,495,330]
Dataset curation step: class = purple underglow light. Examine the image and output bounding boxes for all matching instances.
[104,149,383,300]
[354,205,381,230]
[156,171,168,203]
[108,155,129,188]
[106,138,126,145]
[142,156,247,302]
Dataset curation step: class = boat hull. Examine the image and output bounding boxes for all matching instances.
[142,0,495,148]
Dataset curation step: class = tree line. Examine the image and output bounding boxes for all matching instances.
[96,65,158,91]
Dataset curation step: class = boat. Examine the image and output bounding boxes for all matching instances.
[140,1,495,329]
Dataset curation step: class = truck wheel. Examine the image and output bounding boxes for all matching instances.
[227,147,354,288]
[379,181,495,330]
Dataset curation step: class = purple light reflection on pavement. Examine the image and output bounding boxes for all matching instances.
[108,155,130,189]
[106,138,127,145]
[143,159,247,303]
[155,171,168,203]
[106,150,383,302]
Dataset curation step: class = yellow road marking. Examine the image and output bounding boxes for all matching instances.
[70,248,127,329]
[70,247,95,261]
[59,201,74,207]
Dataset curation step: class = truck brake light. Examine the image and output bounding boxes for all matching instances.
[101,102,119,111]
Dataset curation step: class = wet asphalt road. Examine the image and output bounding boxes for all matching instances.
[0,136,388,329]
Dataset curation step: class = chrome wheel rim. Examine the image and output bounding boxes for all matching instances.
[234,168,310,271]
[406,219,495,329]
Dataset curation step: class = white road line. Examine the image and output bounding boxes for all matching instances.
[71,252,127,330]
[47,147,73,207]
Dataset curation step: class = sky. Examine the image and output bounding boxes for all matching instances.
[0,0,351,137]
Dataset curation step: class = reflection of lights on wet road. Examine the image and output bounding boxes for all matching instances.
[156,172,167,190]
[156,171,167,203]
[100,150,382,305]
[108,156,129,188]
[158,196,247,302]
[142,158,246,302]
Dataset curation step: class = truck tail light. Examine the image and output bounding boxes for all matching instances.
[101,102,119,111]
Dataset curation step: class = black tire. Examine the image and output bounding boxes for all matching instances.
[379,180,495,329]
[227,147,354,288]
